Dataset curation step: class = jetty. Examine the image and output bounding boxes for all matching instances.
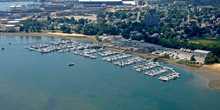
[144,68,168,76]
[158,72,180,82]
[102,54,131,62]
[98,50,119,57]
[132,61,160,72]
[114,57,143,67]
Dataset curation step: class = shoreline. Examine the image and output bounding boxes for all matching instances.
[1,32,220,91]
[106,47,220,91]
[0,32,97,42]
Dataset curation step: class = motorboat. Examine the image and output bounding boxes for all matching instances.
[67,63,74,66]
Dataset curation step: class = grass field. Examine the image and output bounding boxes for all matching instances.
[189,36,220,47]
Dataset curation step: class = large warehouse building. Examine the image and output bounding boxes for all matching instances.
[79,0,123,5]
[193,49,212,58]
[78,0,136,5]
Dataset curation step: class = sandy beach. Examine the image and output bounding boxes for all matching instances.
[1,32,220,91]
[0,32,97,42]
[104,47,220,91]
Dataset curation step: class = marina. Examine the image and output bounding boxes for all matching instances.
[102,54,132,62]
[0,0,220,109]
[1,35,220,110]
[144,67,168,77]
[132,62,160,72]
[98,50,119,56]
[24,40,181,82]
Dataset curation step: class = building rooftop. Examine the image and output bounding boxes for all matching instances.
[5,25,15,27]
[8,21,19,23]
[79,0,122,2]
[194,49,211,54]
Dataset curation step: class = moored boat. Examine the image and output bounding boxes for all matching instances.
[67,63,74,66]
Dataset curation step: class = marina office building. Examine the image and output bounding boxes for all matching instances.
[193,49,212,58]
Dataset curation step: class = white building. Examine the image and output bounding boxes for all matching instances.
[10,5,22,11]
[15,18,26,24]
[0,19,8,24]
[122,1,136,5]
[8,21,20,26]
[193,49,212,58]
[5,25,15,31]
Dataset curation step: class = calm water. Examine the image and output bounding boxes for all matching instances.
[0,1,35,10]
[0,35,220,110]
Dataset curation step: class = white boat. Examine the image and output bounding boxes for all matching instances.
[67,63,74,66]
[90,56,97,59]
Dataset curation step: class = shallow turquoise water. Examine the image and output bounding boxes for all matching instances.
[0,35,220,110]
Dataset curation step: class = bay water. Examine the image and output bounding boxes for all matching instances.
[0,35,220,110]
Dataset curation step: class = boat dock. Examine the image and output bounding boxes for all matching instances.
[158,72,180,82]
[25,40,181,82]
[102,54,132,62]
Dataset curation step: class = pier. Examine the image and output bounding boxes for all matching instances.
[24,40,181,82]
[158,72,180,82]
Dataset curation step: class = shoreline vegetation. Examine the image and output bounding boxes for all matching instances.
[1,32,220,91]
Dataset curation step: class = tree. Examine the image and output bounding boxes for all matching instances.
[120,13,127,19]
[60,25,71,33]
[114,12,120,18]
[205,55,219,64]
[121,29,130,39]
[78,18,87,25]
[25,28,29,33]
[60,25,67,33]
[70,17,75,21]
[65,27,71,33]
[95,35,101,42]
[82,24,97,35]
[47,16,51,20]
[190,56,196,62]
[74,24,83,34]
[19,26,25,32]
[48,26,55,31]
[108,12,113,18]
[97,12,106,19]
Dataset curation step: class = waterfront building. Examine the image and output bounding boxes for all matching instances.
[144,14,159,26]
[14,18,26,24]
[10,5,22,11]
[193,49,212,58]
[8,21,20,26]
[123,0,136,5]
[78,0,123,5]
[5,25,15,31]
[0,19,8,24]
